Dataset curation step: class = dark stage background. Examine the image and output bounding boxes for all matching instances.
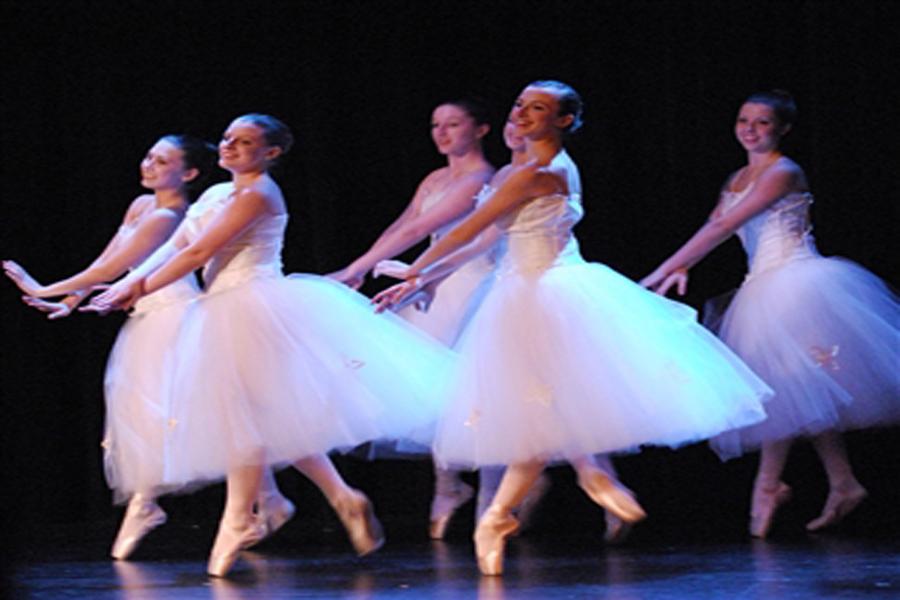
[2,0,898,576]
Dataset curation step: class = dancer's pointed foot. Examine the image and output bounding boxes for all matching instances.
[429,480,474,540]
[334,490,384,556]
[111,497,167,561]
[749,481,792,538]
[514,474,550,535]
[603,511,633,545]
[577,471,647,524]
[247,493,295,548]
[805,484,868,532]
[206,518,265,577]
[474,505,520,576]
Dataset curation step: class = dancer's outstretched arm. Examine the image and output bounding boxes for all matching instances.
[4,197,182,298]
[88,190,270,311]
[330,170,488,288]
[641,163,798,295]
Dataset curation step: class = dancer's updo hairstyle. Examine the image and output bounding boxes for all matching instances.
[528,80,584,134]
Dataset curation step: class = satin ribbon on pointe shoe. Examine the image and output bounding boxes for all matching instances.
[805,485,868,532]
[207,519,266,577]
[110,497,167,560]
[334,491,385,556]
[577,472,647,525]
[749,481,792,538]
[474,505,520,576]
[429,481,474,540]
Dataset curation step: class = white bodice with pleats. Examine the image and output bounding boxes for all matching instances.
[495,192,585,276]
[721,184,818,279]
[184,183,287,293]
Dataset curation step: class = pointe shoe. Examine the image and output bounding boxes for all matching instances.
[110,498,167,560]
[577,472,647,525]
[474,506,520,576]
[246,493,296,548]
[805,485,868,532]
[334,490,385,556]
[429,481,475,540]
[603,512,633,545]
[514,474,550,534]
[749,481,792,538]
[207,519,266,577]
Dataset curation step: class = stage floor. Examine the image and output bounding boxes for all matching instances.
[7,517,899,599]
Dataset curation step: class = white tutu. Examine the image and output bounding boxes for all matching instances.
[706,187,900,458]
[433,257,772,469]
[159,271,452,490]
[103,278,197,504]
[710,256,900,458]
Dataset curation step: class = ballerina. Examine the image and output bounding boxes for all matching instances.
[375,81,772,575]
[85,114,454,576]
[2,133,258,560]
[641,90,900,538]
[331,98,497,539]
[374,118,557,535]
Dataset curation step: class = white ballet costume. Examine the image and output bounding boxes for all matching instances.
[102,263,198,504]
[155,183,452,491]
[397,185,498,347]
[709,187,900,459]
[433,151,772,469]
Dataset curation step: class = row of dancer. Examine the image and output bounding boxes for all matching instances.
[5,119,448,574]
[371,85,897,552]
[6,82,898,578]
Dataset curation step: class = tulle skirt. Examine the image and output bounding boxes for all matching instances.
[709,256,900,459]
[159,272,452,490]
[432,259,772,469]
[103,297,189,504]
[359,259,495,459]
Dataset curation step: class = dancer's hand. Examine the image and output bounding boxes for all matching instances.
[655,270,688,296]
[3,260,46,297]
[327,266,366,290]
[373,259,411,281]
[21,295,77,320]
[81,278,142,314]
[371,278,423,313]
[640,268,688,297]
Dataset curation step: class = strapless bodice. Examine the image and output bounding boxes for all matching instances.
[721,184,818,279]
[496,193,585,275]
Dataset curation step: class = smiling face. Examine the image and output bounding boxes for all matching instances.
[140,139,192,191]
[734,102,788,154]
[430,103,486,156]
[508,86,574,141]
[218,119,281,173]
